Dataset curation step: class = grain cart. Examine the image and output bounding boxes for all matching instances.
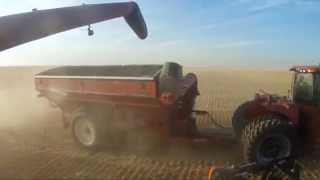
[35,62,236,150]
[232,65,320,163]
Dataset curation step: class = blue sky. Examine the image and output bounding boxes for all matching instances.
[0,0,319,67]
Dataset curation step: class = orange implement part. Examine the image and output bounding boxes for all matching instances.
[208,166,215,180]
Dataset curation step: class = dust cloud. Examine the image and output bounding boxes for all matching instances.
[0,67,58,128]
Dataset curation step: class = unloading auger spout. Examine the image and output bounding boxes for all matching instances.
[0,1,148,52]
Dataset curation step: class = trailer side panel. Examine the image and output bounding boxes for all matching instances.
[35,77,158,98]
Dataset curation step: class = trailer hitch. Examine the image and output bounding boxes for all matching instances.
[208,157,301,180]
[192,110,224,128]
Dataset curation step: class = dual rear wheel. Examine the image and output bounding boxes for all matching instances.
[241,115,300,163]
[232,102,301,163]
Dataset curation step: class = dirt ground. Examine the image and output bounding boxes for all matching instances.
[0,67,319,179]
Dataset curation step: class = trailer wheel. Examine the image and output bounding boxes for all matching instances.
[232,101,250,137]
[72,113,105,150]
[242,115,299,163]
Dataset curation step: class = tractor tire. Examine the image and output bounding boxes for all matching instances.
[232,101,251,137]
[242,115,300,163]
[72,112,106,150]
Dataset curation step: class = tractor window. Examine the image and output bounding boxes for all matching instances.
[294,73,313,102]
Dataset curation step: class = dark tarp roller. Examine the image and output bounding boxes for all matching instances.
[0,1,148,52]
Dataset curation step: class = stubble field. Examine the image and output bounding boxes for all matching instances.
[0,67,319,179]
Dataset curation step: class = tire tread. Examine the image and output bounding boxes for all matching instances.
[242,115,299,163]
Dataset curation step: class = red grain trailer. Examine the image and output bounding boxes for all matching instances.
[35,62,235,150]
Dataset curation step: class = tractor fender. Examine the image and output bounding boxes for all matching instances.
[261,102,299,126]
[244,100,300,126]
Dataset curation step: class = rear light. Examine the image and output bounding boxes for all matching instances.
[159,92,176,105]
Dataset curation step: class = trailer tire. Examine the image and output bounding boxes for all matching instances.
[72,112,106,150]
[232,101,250,137]
[242,115,300,163]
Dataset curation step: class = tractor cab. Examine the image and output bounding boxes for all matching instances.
[290,66,320,105]
[231,65,320,165]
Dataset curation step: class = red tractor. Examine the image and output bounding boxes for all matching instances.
[232,65,320,163]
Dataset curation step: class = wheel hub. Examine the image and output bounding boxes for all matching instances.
[74,118,96,146]
[257,134,291,162]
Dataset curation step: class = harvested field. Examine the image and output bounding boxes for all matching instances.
[0,67,319,179]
